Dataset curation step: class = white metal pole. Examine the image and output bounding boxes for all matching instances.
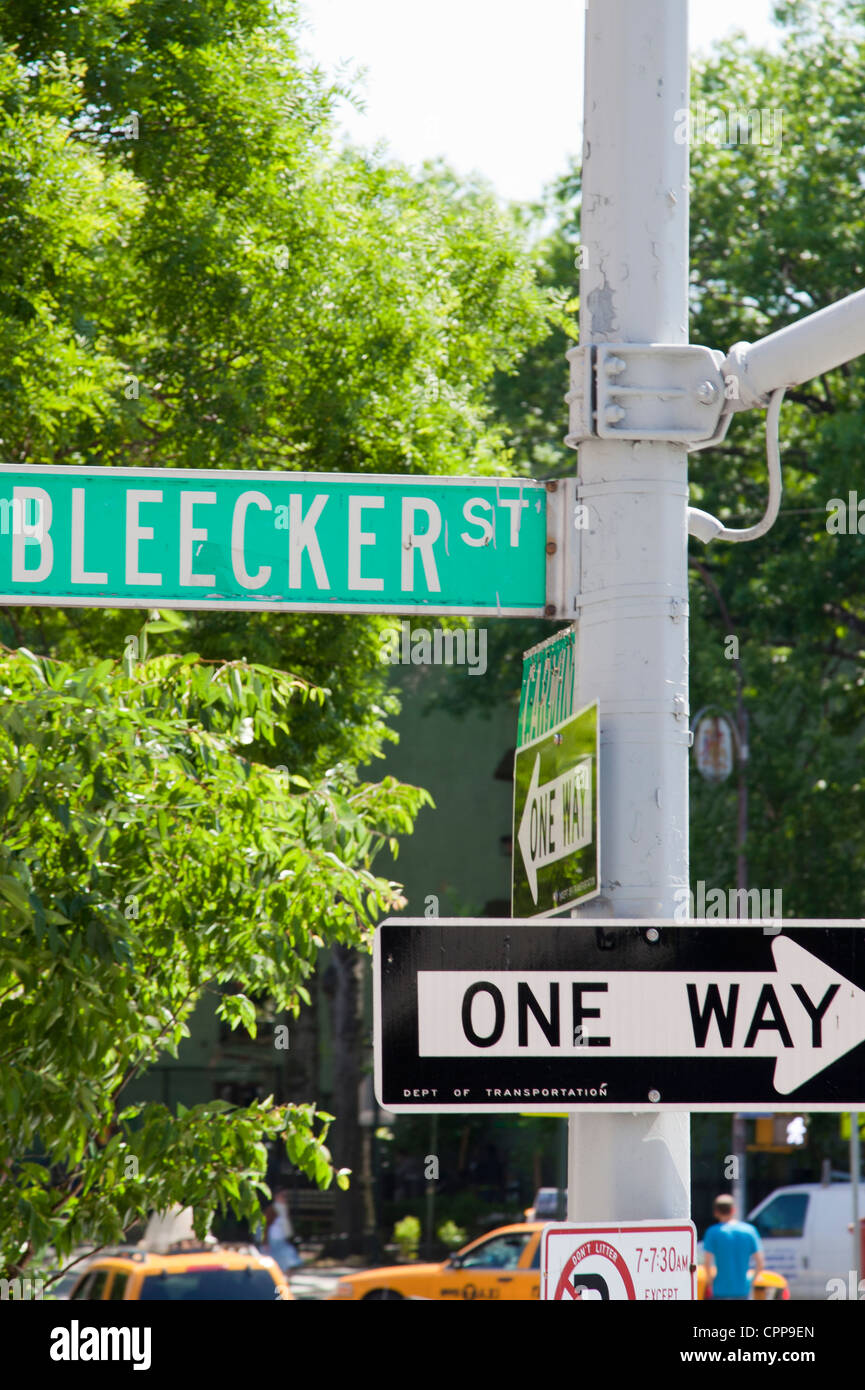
[725,287,865,410]
[567,0,691,1222]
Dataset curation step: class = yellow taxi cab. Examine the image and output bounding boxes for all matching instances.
[330,1223,543,1301]
[66,1246,292,1301]
[696,1264,789,1300]
[329,1221,790,1302]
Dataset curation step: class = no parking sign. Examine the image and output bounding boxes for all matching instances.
[541,1221,696,1301]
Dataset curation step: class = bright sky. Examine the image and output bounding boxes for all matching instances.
[298,0,780,203]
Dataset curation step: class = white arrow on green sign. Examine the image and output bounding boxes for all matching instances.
[0,465,555,615]
[517,753,593,903]
[512,701,600,919]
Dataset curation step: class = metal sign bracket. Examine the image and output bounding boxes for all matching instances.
[565,343,732,449]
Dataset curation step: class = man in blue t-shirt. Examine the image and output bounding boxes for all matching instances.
[703,1194,764,1300]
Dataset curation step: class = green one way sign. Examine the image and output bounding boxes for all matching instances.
[0,465,559,616]
[512,701,599,918]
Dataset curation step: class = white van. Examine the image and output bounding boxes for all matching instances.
[747,1183,860,1300]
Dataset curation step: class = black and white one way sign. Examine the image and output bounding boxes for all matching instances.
[373,920,865,1113]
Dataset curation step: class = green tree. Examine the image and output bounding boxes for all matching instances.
[0,644,429,1280]
[0,0,551,759]
[451,0,865,923]
[686,0,865,914]
[0,0,555,1254]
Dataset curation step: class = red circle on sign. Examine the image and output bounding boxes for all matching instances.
[553,1239,637,1301]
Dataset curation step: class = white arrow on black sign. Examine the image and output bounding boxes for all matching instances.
[416,936,865,1095]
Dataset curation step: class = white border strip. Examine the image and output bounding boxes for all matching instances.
[373,918,865,1115]
[0,464,546,488]
[0,595,547,616]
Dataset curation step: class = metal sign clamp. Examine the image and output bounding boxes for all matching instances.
[564,342,731,449]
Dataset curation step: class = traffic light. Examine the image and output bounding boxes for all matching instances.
[748,1114,808,1152]
[785,1116,807,1146]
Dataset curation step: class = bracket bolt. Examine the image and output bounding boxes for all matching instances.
[648,1089,661,1103]
[645,928,660,943]
[605,405,625,425]
[605,356,627,377]
[696,380,718,405]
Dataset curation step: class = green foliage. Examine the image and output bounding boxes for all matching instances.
[686,0,865,912]
[491,184,581,480]
[436,1219,467,1250]
[0,47,141,451]
[392,1214,421,1262]
[0,0,552,771]
[0,0,552,1270]
[445,1,865,919]
[0,648,430,1276]
[381,1192,523,1246]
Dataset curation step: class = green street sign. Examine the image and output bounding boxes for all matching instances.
[517,626,577,748]
[512,701,600,919]
[0,466,554,615]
